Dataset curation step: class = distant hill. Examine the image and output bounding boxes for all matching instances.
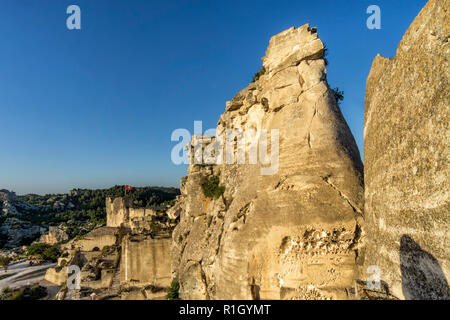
[0,185,180,248]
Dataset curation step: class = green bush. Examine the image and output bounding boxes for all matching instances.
[201,175,225,199]
[26,285,47,300]
[252,66,266,82]
[0,287,12,300]
[41,247,60,262]
[331,87,344,105]
[26,243,60,262]
[167,280,180,300]
[9,290,24,300]
[26,243,48,256]
[0,287,24,300]
[0,256,11,271]
[323,45,329,66]
[0,285,47,300]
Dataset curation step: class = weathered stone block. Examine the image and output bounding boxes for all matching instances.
[121,235,171,288]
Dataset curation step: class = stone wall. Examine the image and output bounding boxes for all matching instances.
[129,207,157,220]
[361,0,449,300]
[44,267,68,286]
[121,235,171,288]
[106,197,131,227]
[40,226,69,245]
[106,197,160,227]
[63,227,118,252]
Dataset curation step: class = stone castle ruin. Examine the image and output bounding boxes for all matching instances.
[44,197,175,299]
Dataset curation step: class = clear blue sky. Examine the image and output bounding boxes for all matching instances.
[0,0,428,195]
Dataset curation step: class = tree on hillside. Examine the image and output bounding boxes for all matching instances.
[0,256,11,272]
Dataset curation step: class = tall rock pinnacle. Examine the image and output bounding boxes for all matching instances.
[172,24,364,300]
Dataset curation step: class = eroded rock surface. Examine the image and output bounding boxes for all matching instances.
[121,236,171,287]
[40,226,69,245]
[361,0,449,300]
[172,25,364,300]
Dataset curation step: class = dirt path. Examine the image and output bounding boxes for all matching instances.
[0,260,56,290]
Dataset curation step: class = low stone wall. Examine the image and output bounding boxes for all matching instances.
[129,208,157,220]
[82,269,114,289]
[120,235,171,288]
[44,250,87,286]
[64,227,118,252]
[44,266,67,286]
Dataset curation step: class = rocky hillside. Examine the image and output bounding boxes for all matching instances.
[0,186,179,249]
[172,24,364,300]
[0,190,45,249]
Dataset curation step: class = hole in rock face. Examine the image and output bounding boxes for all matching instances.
[303,229,314,239]
[280,236,291,252]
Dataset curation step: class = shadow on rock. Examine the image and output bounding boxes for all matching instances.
[400,235,449,300]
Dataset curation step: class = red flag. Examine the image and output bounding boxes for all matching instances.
[125,185,133,191]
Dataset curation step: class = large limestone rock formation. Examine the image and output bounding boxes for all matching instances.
[172,24,364,300]
[361,0,449,300]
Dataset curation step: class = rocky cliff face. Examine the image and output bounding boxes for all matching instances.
[172,24,364,300]
[361,0,449,300]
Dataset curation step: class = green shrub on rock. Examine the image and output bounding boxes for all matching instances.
[252,66,266,82]
[167,280,180,300]
[26,243,60,262]
[0,256,11,272]
[201,175,225,199]
[0,285,47,300]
